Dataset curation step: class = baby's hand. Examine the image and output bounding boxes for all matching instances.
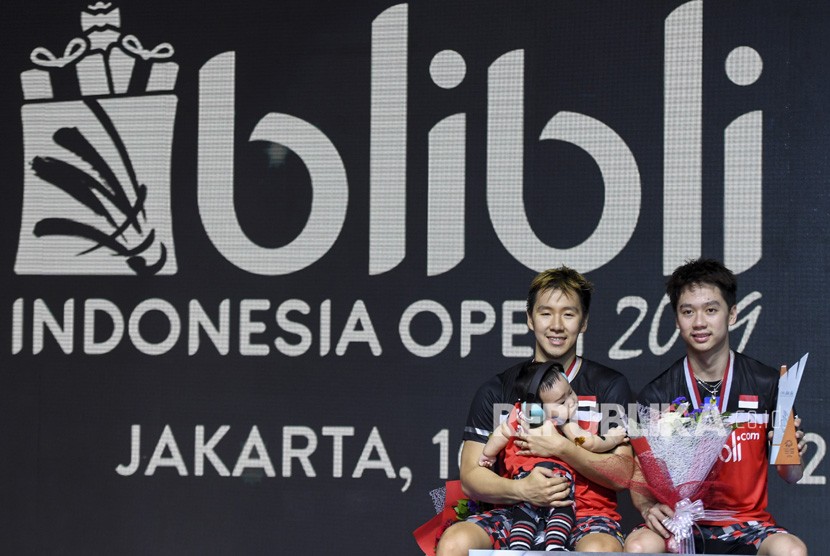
[479,454,497,468]
[606,426,628,444]
[516,410,530,435]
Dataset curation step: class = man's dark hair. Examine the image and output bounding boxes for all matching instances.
[666,258,737,311]
[526,266,593,316]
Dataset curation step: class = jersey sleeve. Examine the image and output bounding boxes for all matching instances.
[637,382,660,406]
[599,372,633,430]
[637,372,673,407]
[462,376,508,444]
[601,373,634,409]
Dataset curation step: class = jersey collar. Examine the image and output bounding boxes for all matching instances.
[683,350,734,412]
[564,356,581,383]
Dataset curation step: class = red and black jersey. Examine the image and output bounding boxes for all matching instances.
[463,357,633,521]
[637,351,779,525]
[500,404,575,478]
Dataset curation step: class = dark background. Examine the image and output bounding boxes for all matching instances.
[1,1,827,553]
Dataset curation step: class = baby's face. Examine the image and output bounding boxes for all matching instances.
[539,379,578,423]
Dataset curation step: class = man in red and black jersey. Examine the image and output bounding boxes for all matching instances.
[625,259,808,556]
[436,267,634,555]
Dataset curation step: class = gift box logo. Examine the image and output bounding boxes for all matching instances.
[16,2,179,275]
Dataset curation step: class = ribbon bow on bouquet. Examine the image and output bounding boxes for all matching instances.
[662,498,734,554]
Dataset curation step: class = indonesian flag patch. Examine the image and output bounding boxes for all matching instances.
[739,394,759,410]
[577,396,600,434]
[578,396,597,409]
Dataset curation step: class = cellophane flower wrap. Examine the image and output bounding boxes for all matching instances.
[412,479,491,556]
[629,397,735,553]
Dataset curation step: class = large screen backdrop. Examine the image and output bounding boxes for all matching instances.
[1,1,827,553]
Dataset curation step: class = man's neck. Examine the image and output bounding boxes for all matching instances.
[538,352,577,370]
[687,346,731,381]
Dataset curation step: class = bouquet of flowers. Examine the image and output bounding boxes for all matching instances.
[628,397,735,553]
[412,479,489,556]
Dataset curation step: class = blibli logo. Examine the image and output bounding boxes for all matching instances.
[16,1,766,278]
[198,0,766,277]
[16,2,178,275]
[720,433,743,463]
[720,430,762,463]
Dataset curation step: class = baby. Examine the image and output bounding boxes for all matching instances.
[479,360,627,551]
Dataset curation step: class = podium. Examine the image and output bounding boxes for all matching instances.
[470,550,727,556]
